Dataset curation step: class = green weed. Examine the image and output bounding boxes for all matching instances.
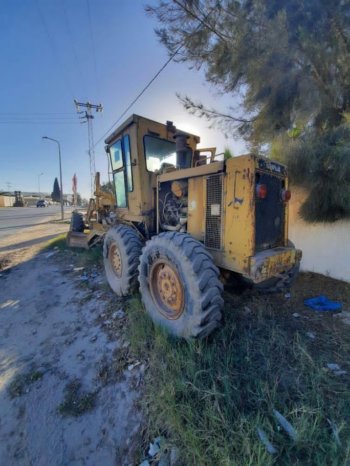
[128,289,350,465]
[44,233,67,250]
[8,369,44,398]
[58,379,97,417]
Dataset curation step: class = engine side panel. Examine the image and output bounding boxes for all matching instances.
[210,155,255,275]
[187,177,205,242]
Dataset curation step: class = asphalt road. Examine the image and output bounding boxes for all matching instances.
[0,206,71,240]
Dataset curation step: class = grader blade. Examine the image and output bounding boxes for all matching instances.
[66,231,102,249]
[66,231,90,249]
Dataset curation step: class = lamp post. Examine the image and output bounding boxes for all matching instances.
[42,136,64,220]
[38,172,43,198]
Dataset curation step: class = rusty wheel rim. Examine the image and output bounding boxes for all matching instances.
[150,259,184,320]
[109,243,122,278]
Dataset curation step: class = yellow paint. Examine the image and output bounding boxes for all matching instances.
[96,115,301,284]
[187,177,205,241]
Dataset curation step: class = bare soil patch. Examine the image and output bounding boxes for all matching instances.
[0,237,144,465]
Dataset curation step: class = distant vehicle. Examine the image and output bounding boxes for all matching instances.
[36,199,49,207]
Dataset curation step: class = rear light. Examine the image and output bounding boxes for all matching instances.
[281,189,291,202]
[256,183,267,199]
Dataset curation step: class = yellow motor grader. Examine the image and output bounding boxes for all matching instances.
[68,114,302,338]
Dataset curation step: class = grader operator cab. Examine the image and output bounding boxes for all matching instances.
[68,114,302,338]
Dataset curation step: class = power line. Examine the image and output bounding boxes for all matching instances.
[0,116,77,120]
[86,0,100,101]
[35,0,76,100]
[94,43,184,147]
[0,121,80,125]
[93,3,216,148]
[1,112,75,114]
[61,0,89,98]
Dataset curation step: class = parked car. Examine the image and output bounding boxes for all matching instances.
[36,199,49,207]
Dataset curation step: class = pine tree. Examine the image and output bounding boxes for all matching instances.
[148,0,350,220]
[148,0,350,143]
[51,178,61,203]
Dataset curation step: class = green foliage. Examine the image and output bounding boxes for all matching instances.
[128,285,350,466]
[148,0,350,220]
[8,369,44,398]
[51,177,61,202]
[58,379,97,417]
[223,147,233,160]
[285,125,350,222]
[148,0,350,144]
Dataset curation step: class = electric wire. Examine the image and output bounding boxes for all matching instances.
[35,0,76,100]
[86,0,100,101]
[93,4,214,147]
[0,112,76,115]
[0,122,80,125]
[61,0,89,98]
[93,42,184,147]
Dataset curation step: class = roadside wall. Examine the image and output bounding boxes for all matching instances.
[0,196,15,207]
[288,187,350,283]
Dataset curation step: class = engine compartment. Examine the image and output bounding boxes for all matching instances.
[158,180,189,232]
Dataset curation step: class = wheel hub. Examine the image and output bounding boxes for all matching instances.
[150,260,184,320]
[109,243,122,278]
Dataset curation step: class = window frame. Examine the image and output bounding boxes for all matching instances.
[122,134,133,193]
[109,134,134,209]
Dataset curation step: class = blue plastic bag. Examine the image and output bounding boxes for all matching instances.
[304,295,342,312]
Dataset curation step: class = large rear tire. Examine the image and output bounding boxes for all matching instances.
[138,232,224,339]
[103,225,143,296]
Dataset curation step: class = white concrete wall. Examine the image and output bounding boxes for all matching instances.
[0,196,15,207]
[288,187,350,283]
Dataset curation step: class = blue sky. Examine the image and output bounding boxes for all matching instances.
[0,0,246,199]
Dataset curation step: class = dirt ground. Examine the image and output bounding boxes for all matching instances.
[1,221,350,466]
[0,223,144,466]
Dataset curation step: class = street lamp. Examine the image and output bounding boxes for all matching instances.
[42,136,64,220]
[38,172,44,198]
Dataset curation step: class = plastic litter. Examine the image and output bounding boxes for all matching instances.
[148,436,163,457]
[304,295,341,312]
[327,363,347,376]
[273,409,298,441]
[257,428,277,454]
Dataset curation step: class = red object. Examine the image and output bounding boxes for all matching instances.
[72,173,77,193]
[256,183,267,199]
[281,189,291,202]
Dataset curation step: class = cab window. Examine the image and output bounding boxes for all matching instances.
[110,140,123,171]
[144,135,176,172]
[109,136,133,208]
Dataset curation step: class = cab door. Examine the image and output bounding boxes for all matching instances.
[109,135,133,209]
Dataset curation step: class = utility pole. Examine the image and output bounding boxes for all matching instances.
[74,100,103,196]
[38,172,44,198]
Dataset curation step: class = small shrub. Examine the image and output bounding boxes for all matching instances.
[8,369,44,399]
[58,379,97,417]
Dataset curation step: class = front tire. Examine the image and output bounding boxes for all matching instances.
[103,225,143,296]
[138,232,224,339]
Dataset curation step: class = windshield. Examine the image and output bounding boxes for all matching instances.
[144,135,176,172]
